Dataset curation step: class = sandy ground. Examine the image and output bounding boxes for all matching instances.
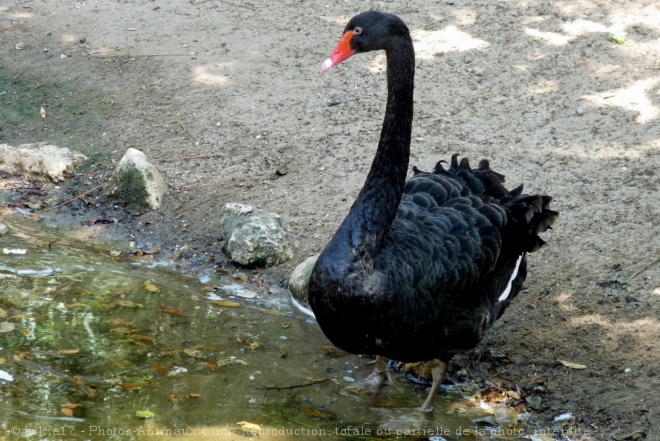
[2,0,660,439]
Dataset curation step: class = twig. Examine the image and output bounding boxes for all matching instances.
[174,189,238,218]
[174,120,200,143]
[626,256,660,284]
[12,71,23,83]
[255,378,331,391]
[191,0,257,9]
[41,181,107,213]
[89,53,189,58]
[156,154,223,163]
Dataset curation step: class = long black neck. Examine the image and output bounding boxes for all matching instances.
[338,38,415,252]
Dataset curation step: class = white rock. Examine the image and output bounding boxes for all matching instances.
[288,254,319,302]
[0,223,10,236]
[220,203,293,267]
[0,143,87,182]
[109,148,167,209]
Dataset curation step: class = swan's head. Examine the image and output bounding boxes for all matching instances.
[322,10,410,72]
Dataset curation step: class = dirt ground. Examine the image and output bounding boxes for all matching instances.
[1,0,659,439]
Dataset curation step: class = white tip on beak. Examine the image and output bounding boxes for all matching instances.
[321,58,333,72]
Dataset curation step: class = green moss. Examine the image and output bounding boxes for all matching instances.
[112,166,150,208]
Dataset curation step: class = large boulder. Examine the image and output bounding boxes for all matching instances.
[108,148,167,209]
[288,254,319,302]
[220,203,293,267]
[0,143,87,182]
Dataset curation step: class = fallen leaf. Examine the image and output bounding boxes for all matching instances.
[123,382,148,390]
[188,393,201,399]
[40,106,46,118]
[183,348,205,358]
[57,349,81,356]
[303,408,335,419]
[205,362,217,372]
[143,280,161,293]
[201,285,220,294]
[152,363,168,374]
[168,393,179,404]
[248,342,261,350]
[281,322,291,329]
[558,359,587,369]
[86,387,97,399]
[211,300,240,307]
[481,388,508,403]
[60,407,74,417]
[114,300,143,308]
[13,352,29,361]
[128,334,155,341]
[109,326,132,335]
[135,410,155,419]
[160,306,184,316]
[106,318,135,326]
[237,421,261,434]
[134,341,150,347]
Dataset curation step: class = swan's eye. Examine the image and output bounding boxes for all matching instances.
[353,27,363,35]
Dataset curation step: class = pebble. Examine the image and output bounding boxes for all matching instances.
[0,223,9,236]
[15,41,25,50]
[553,412,573,422]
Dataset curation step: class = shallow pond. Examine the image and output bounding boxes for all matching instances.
[0,216,526,441]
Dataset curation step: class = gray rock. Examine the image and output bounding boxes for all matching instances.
[220,203,293,267]
[108,148,167,209]
[0,223,8,236]
[0,143,87,182]
[288,254,319,302]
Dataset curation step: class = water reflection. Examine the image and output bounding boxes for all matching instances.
[0,217,494,440]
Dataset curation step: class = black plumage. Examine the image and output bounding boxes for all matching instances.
[308,10,558,411]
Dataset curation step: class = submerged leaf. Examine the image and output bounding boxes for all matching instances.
[303,408,335,420]
[152,363,168,374]
[161,306,184,316]
[114,300,143,308]
[143,280,161,293]
[58,349,81,356]
[135,410,155,419]
[61,403,83,416]
[211,300,240,307]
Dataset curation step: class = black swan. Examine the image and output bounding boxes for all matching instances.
[308,11,558,411]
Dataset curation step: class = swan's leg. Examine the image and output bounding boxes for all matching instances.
[340,356,392,397]
[362,355,392,386]
[417,360,447,412]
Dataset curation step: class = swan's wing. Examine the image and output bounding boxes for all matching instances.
[378,155,556,298]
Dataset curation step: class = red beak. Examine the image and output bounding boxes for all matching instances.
[322,30,355,71]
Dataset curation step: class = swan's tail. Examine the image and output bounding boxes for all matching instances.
[422,154,559,253]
